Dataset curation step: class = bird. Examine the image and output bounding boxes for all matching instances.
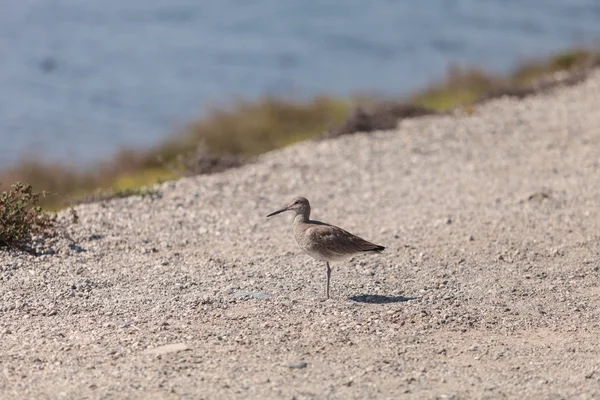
[266,197,385,299]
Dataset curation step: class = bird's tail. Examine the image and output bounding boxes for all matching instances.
[366,245,385,254]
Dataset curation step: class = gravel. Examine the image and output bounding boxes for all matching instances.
[2,70,600,399]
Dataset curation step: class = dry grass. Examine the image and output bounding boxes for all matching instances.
[1,46,598,210]
[0,183,56,250]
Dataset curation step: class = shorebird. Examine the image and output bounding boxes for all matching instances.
[267,197,385,299]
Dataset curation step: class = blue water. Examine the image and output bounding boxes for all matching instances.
[1,0,600,166]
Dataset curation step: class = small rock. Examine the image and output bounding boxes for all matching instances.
[232,291,271,300]
[527,192,550,202]
[585,371,595,379]
[143,343,190,355]
[439,394,457,400]
[288,361,308,369]
[117,320,133,329]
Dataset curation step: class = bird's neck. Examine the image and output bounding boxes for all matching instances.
[294,212,309,224]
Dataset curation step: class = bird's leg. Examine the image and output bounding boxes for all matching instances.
[326,262,331,299]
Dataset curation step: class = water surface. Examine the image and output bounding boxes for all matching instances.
[1,0,599,165]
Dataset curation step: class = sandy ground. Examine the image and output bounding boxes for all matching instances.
[2,70,600,400]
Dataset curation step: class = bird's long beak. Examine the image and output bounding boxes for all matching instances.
[266,206,289,218]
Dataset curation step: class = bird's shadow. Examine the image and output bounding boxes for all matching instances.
[349,294,415,304]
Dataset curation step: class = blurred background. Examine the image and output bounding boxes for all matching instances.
[2,0,600,166]
[1,0,600,207]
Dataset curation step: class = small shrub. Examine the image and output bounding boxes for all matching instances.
[0,182,56,249]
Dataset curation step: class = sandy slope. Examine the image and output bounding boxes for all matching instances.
[2,71,600,399]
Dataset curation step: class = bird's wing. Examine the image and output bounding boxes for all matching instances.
[305,224,383,258]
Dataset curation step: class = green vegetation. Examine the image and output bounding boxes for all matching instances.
[410,48,599,110]
[512,49,595,83]
[160,96,351,158]
[0,46,598,211]
[73,186,160,207]
[0,183,56,249]
[410,67,495,110]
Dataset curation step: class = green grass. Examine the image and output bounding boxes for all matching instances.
[150,95,352,161]
[68,186,160,208]
[1,46,598,211]
[410,67,495,110]
[111,168,174,191]
[512,48,597,83]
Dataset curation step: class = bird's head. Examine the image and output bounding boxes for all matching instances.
[266,197,310,218]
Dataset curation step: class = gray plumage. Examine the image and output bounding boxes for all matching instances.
[267,197,385,299]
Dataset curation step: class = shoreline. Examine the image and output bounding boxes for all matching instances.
[1,45,599,209]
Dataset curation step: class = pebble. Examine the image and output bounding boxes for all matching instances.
[288,362,308,369]
[143,343,190,356]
